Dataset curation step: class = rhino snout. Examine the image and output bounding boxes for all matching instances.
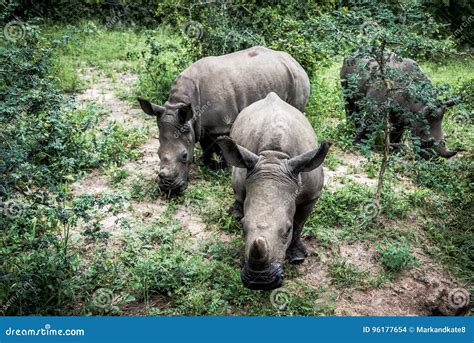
[241,262,284,290]
[158,168,188,193]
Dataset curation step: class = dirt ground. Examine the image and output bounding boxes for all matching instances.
[71,68,469,316]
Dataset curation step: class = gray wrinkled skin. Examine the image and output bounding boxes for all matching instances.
[217,93,330,290]
[138,46,310,193]
[340,53,458,158]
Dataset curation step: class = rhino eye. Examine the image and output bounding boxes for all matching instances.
[181,151,188,162]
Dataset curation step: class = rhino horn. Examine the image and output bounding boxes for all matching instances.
[249,237,269,266]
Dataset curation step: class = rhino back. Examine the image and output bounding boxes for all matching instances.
[231,92,317,157]
[231,92,323,203]
[343,54,432,113]
[180,46,310,135]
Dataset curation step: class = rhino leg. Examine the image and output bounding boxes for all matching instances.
[227,200,244,222]
[199,135,227,169]
[286,199,316,264]
[389,123,405,153]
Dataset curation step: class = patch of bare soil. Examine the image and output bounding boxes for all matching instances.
[72,68,164,240]
[339,242,380,272]
[325,151,377,190]
[299,237,469,316]
[335,268,467,316]
[298,250,332,288]
[72,170,111,197]
[121,294,170,316]
[172,204,234,250]
[337,243,466,316]
[76,68,143,129]
[123,138,160,181]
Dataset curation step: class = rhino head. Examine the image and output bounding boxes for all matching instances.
[138,97,196,194]
[417,97,461,159]
[218,137,330,290]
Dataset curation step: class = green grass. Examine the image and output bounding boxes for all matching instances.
[328,260,370,289]
[44,22,147,92]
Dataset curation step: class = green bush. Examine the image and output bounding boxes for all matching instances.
[376,240,418,272]
[137,31,193,104]
[0,24,147,315]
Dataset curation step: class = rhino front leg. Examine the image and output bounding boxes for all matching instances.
[227,200,244,222]
[286,199,316,264]
[229,167,246,222]
[389,123,405,153]
[199,134,227,169]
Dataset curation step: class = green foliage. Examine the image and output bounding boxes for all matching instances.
[376,239,418,272]
[328,260,369,289]
[137,30,193,104]
[0,24,148,315]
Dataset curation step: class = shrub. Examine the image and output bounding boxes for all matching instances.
[376,240,418,272]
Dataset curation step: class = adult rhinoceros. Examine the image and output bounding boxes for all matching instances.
[340,53,459,158]
[217,93,330,290]
[138,46,310,193]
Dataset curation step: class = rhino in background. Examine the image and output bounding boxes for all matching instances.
[217,93,330,290]
[340,53,460,158]
[138,46,310,194]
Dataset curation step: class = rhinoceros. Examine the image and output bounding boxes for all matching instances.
[217,93,330,290]
[138,46,310,193]
[340,53,459,158]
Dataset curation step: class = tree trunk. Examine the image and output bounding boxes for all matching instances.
[374,103,390,219]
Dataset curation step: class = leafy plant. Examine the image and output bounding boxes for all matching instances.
[376,240,418,272]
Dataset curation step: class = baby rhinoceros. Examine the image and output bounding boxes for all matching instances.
[217,93,331,290]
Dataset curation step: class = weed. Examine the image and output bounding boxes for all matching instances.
[376,240,419,272]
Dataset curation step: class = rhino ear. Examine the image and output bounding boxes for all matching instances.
[177,105,193,124]
[288,141,331,174]
[137,97,165,118]
[216,136,259,169]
